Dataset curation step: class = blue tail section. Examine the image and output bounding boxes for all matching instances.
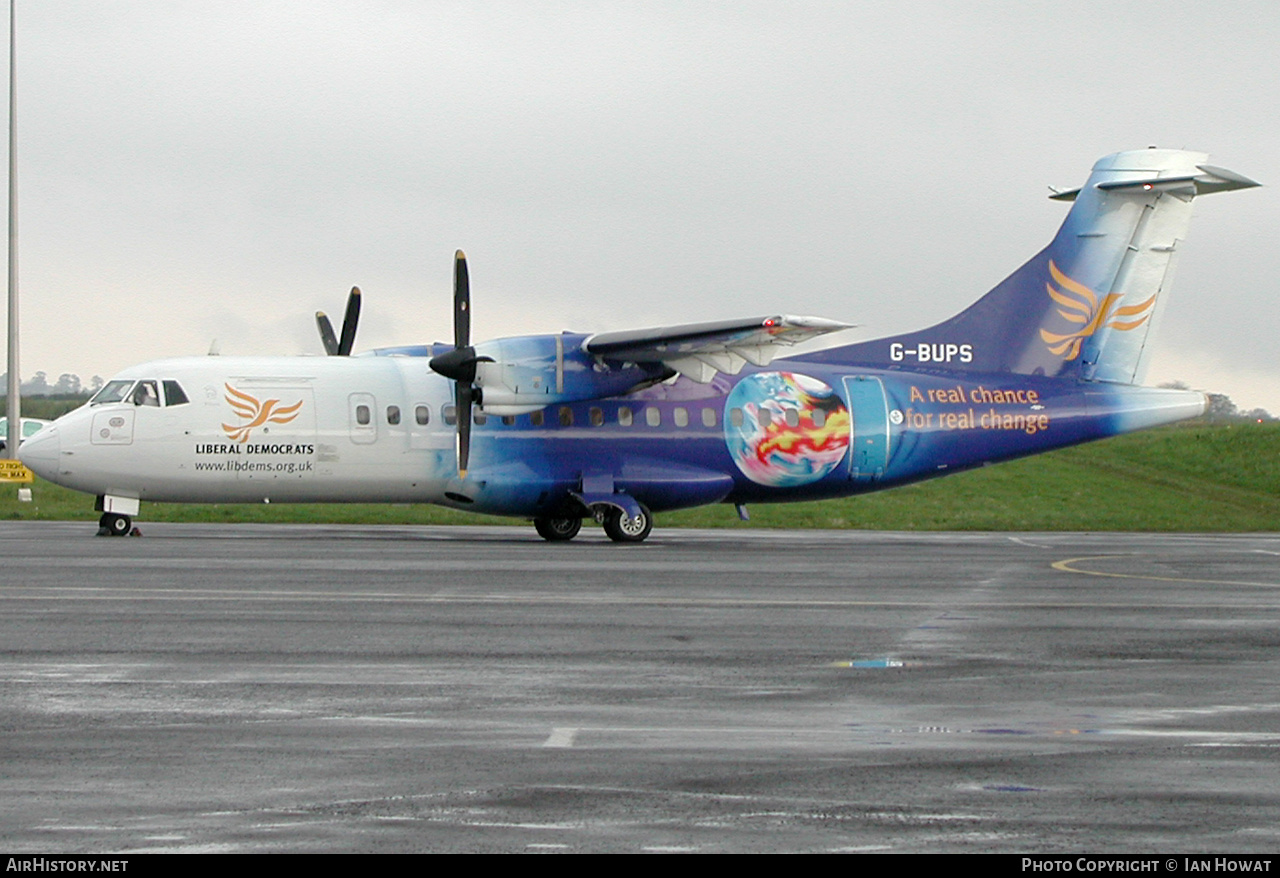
[807,149,1258,384]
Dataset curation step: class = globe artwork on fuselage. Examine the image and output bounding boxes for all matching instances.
[723,372,850,487]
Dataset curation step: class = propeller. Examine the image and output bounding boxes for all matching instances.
[428,251,491,477]
[315,287,362,356]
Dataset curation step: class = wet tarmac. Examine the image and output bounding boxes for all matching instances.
[1,522,1278,852]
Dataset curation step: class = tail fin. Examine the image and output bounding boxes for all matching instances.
[811,149,1258,384]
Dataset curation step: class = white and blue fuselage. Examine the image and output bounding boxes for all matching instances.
[18,149,1258,541]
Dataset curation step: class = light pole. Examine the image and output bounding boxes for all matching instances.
[4,0,16,460]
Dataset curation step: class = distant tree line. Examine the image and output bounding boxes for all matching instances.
[1,372,98,420]
[1205,394,1274,423]
[1158,382,1274,423]
[0,371,102,397]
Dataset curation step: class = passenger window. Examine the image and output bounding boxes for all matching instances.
[702,407,716,427]
[443,405,457,426]
[646,407,661,427]
[730,407,744,427]
[589,407,604,427]
[784,409,800,428]
[356,404,371,426]
[558,407,573,427]
[163,381,189,406]
[530,410,544,427]
[757,409,771,429]
[474,410,487,425]
[618,406,633,426]
[415,405,430,425]
[387,406,401,425]
[813,409,826,428]
[502,416,515,426]
[674,407,689,427]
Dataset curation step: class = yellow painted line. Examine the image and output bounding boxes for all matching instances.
[1052,555,1280,589]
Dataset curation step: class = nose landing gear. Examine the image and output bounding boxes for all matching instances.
[97,513,132,537]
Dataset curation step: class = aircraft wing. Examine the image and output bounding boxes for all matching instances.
[583,315,852,383]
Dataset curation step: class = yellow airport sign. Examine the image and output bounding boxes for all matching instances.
[0,459,34,483]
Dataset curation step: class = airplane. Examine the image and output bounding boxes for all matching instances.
[19,148,1260,541]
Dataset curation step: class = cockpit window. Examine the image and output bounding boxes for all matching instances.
[91,380,134,405]
[131,380,160,407]
[163,380,189,406]
[91,378,189,407]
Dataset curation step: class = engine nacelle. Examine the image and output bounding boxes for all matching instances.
[470,333,670,414]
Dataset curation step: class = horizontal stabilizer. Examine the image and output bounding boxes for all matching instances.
[1049,163,1259,202]
[1192,164,1262,195]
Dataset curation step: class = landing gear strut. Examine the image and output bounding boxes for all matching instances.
[98,512,132,537]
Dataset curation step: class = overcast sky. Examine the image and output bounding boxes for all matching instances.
[4,1,1277,409]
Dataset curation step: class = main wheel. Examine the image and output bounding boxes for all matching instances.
[534,516,582,542]
[98,512,132,536]
[603,503,652,543]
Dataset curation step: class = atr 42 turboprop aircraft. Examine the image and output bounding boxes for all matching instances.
[19,149,1260,540]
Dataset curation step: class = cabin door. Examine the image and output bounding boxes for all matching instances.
[842,376,891,482]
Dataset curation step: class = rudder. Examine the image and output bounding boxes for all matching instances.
[808,149,1258,384]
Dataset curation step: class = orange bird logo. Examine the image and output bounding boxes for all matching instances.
[1039,260,1156,361]
[221,384,303,443]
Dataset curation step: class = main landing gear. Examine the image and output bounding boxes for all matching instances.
[97,512,132,537]
[534,516,582,541]
[602,505,653,543]
[533,501,653,544]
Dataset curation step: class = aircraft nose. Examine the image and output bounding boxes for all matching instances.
[18,425,60,479]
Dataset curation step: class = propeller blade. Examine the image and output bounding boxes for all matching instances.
[454,250,470,350]
[440,250,478,477]
[337,287,361,356]
[316,312,339,356]
[456,383,473,477]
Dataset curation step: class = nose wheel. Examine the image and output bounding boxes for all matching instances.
[98,513,132,537]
